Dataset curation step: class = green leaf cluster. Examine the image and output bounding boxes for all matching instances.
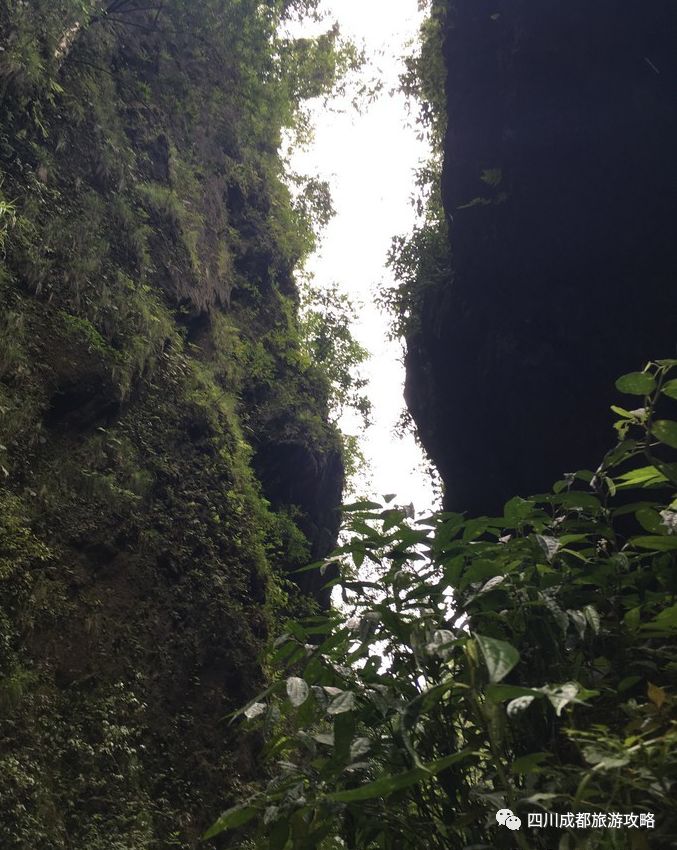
[208,362,677,849]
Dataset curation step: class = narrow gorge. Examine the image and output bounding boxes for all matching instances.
[1,2,676,849]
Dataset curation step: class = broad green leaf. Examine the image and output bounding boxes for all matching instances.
[558,533,589,546]
[343,500,382,512]
[647,681,667,709]
[583,746,629,770]
[611,404,636,419]
[635,507,665,534]
[462,518,488,542]
[477,575,506,596]
[230,680,283,722]
[624,607,641,630]
[549,491,602,511]
[475,634,520,683]
[652,419,677,449]
[324,750,474,803]
[539,682,581,716]
[486,684,543,702]
[350,737,371,760]
[459,558,504,589]
[382,509,406,531]
[535,534,560,562]
[661,379,677,400]
[615,372,656,395]
[325,767,428,802]
[568,609,587,639]
[641,604,677,633]
[504,496,535,524]
[312,732,334,746]
[327,691,355,714]
[426,749,477,774]
[615,465,668,492]
[511,752,549,775]
[293,559,326,574]
[263,806,279,826]
[616,465,666,483]
[286,676,309,707]
[629,535,677,551]
[425,629,455,656]
[583,605,601,635]
[269,819,290,850]
[617,675,641,692]
[522,792,561,806]
[334,710,356,761]
[657,462,677,486]
[600,439,640,471]
[203,804,258,838]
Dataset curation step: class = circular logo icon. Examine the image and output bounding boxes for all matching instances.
[505,814,522,830]
[496,808,522,830]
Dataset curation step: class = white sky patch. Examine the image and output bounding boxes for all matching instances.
[284,0,439,515]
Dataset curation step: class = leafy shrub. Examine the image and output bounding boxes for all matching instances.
[300,282,371,427]
[207,361,677,849]
[380,1,450,340]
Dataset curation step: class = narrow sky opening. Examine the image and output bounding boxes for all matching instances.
[284,0,439,514]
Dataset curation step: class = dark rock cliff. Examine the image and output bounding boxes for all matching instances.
[0,2,342,846]
[406,0,677,515]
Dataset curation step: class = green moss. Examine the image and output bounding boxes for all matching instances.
[0,1,348,845]
[60,311,116,357]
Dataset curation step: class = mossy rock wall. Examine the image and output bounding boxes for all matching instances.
[0,2,343,846]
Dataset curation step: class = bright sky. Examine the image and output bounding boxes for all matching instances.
[286,0,439,514]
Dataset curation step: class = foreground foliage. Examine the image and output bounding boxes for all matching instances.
[209,362,677,849]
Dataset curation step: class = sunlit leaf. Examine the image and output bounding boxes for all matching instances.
[203,804,258,838]
[244,702,267,720]
[629,535,677,551]
[507,695,535,716]
[583,746,629,770]
[327,691,355,714]
[286,676,309,707]
[475,634,520,683]
[535,534,560,562]
[350,737,371,760]
[583,605,601,635]
[539,682,581,716]
[647,681,667,709]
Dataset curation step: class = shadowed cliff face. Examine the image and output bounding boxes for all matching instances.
[254,439,343,606]
[406,0,677,516]
[0,2,343,846]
